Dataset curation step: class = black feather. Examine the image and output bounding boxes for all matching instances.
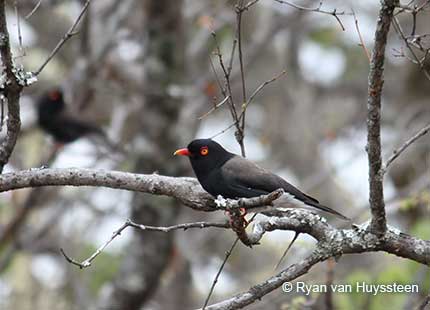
[37,89,104,143]
[183,139,349,220]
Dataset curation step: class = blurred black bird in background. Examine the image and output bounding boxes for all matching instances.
[174,139,349,220]
[37,88,105,144]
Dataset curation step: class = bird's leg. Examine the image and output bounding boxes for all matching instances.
[225,207,248,228]
[225,207,254,247]
[53,142,64,153]
[239,207,248,226]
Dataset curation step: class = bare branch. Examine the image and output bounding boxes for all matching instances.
[202,250,324,310]
[61,219,230,269]
[14,0,24,55]
[236,0,248,157]
[201,214,430,309]
[239,70,287,119]
[382,123,430,174]
[211,70,287,140]
[0,0,23,173]
[366,0,397,236]
[210,21,245,156]
[352,8,371,63]
[0,168,285,213]
[0,167,214,210]
[34,0,92,76]
[273,231,299,270]
[272,0,351,31]
[244,0,260,10]
[6,167,428,307]
[418,293,430,310]
[202,237,240,309]
[198,95,230,120]
[24,0,42,19]
[324,258,335,310]
[392,16,430,81]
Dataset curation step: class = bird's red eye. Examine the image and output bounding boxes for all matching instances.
[49,91,60,101]
[200,146,209,156]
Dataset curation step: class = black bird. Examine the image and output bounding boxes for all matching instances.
[174,138,349,220]
[37,88,104,144]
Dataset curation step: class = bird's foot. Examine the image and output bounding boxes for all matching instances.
[225,207,248,228]
[239,208,248,226]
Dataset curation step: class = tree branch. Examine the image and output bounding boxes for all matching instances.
[0,167,215,210]
[202,212,430,309]
[382,123,430,174]
[0,0,23,173]
[202,250,324,310]
[61,219,230,269]
[0,168,285,213]
[3,168,430,309]
[272,0,351,31]
[366,0,398,236]
[34,0,92,76]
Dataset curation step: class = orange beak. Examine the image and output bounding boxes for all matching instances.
[173,148,191,156]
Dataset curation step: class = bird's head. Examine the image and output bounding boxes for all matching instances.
[38,88,65,115]
[174,139,233,177]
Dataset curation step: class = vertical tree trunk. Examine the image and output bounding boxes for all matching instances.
[97,1,193,309]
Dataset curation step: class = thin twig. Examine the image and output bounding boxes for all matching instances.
[395,0,430,16]
[34,0,92,76]
[61,219,230,269]
[382,123,430,174]
[211,70,286,139]
[0,95,4,131]
[25,0,42,19]
[199,95,230,120]
[202,213,257,309]
[239,70,287,118]
[227,39,237,77]
[325,258,335,310]
[244,0,260,10]
[273,231,299,270]
[236,0,247,157]
[272,0,351,31]
[211,32,239,125]
[352,8,370,63]
[202,237,240,309]
[392,16,430,81]
[14,0,24,56]
[211,29,246,156]
[210,122,236,139]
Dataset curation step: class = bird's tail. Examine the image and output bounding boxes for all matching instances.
[310,202,350,221]
[273,193,350,221]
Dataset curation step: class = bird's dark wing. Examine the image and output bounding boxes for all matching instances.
[51,116,104,143]
[221,156,349,220]
[221,156,317,202]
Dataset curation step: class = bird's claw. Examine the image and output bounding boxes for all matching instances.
[226,207,248,228]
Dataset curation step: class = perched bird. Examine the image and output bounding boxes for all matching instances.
[174,138,349,220]
[37,88,104,144]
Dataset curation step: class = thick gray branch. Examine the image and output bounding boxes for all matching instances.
[0,168,283,213]
[4,167,430,310]
[366,0,398,236]
[0,167,216,211]
[203,211,430,309]
[0,0,23,173]
[202,251,324,310]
